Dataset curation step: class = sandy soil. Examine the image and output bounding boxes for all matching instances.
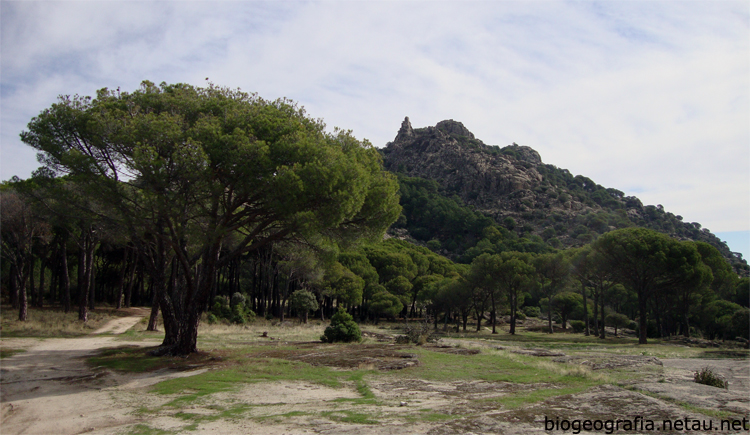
[1,318,748,435]
[0,308,204,435]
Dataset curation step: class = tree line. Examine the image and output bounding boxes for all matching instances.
[2,81,747,354]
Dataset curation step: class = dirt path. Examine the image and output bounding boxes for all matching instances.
[0,308,181,435]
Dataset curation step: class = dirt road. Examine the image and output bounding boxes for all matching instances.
[0,308,178,435]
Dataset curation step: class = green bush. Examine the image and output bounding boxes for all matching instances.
[694,367,728,389]
[522,306,541,318]
[516,311,526,320]
[210,294,255,325]
[569,320,585,333]
[321,308,362,343]
[230,292,247,309]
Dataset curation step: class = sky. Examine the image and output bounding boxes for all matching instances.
[1,1,748,259]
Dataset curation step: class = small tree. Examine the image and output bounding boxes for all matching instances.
[290,289,319,324]
[606,313,631,337]
[321,308,361,343]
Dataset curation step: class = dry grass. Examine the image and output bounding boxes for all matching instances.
[196,317,329,349]
[0,305,129,337]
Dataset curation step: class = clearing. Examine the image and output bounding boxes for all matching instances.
[1,312,748,434]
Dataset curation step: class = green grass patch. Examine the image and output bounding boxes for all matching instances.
[126,424,176,435]
[400,347,598,385]
[88,345,225,373]
[254,410,309,422]
[0,348,25,359]
[321,410,379,425]
[152,357,345,406]
[485,384,595,409]
[88,346,168,372]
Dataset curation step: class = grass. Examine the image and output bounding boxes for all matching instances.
[126,424,176,435]
[0,348,25,359]
[626,387,738,419]
[16,311,737,432]
[151,356,355,407]
[0,305,128,337]
[321,410,379,425]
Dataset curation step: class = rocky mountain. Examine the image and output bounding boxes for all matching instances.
[381,117,748,275]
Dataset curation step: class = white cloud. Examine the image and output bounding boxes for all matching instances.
[1,1,748,241]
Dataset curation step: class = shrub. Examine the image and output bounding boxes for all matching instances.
[694,367,728,389]
[210,294,255,324]
[398,316,438,345]
[321,308,362,343]
[522,306,541,318]
[230,292,247,309]
[515,312,526,321]
[569,320,585,333]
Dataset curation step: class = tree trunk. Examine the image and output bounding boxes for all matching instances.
[582,282,589,336]
[18,262,29,321]
[88,252,96,311]
[78,235,89,322]
[37,258,46,308]
[591,291,599,335]
[28,259,35,309]
[599,291,605,339]
[638,290,648,344]
[547,298,554,334]
[509,292,517,335]
[147,275,160,331]
[9,263,19,309]
[61,238,71,313]
[116,248,130,309]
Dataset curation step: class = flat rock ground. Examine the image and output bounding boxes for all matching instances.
[1,316,748,435]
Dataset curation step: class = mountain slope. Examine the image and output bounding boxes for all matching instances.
[381,117,747,275]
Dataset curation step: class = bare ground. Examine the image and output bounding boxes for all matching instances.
[1,318,748,434]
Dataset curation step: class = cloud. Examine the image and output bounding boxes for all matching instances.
[1,1,747,240]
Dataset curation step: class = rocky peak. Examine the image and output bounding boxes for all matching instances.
[435,119,475,140]
[394,116,414,143]
[505,143,542,165]
[382,118,543,211]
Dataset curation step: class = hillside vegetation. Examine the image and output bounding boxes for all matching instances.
[381,117,747,277]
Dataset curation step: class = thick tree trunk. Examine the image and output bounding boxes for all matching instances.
[147,278,160,331]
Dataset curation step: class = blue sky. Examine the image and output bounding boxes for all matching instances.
[1,1,748,258]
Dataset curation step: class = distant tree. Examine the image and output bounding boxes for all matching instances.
[0,190,51,321]
[552,291,583,330]
[534,253,570,333]
[605,313,631,336]
[290,289,319,324]
[594,228,710,344]
[369,289,403,323]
